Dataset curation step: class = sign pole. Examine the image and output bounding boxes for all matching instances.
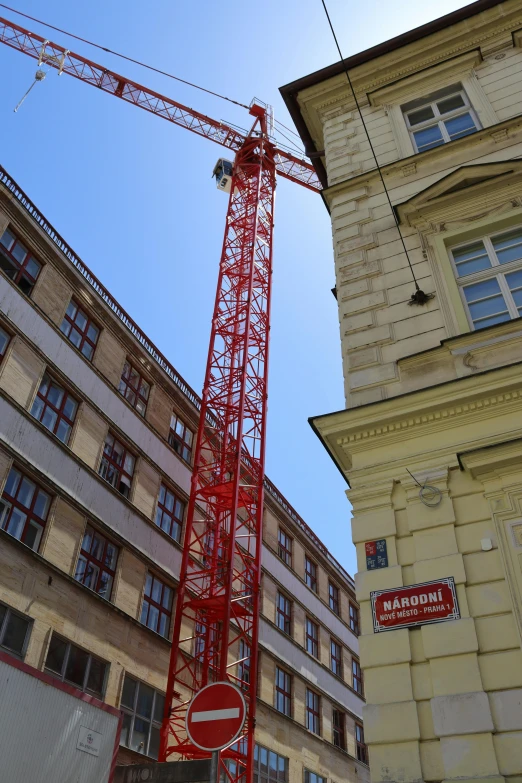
[210,751,220,783]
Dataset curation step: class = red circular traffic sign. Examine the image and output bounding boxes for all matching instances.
[186,681,246,752]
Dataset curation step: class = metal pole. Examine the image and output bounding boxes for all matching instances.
[210,751,220,783]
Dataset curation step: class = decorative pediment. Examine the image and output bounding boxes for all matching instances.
[396,162,522,229]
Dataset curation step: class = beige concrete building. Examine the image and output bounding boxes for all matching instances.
[0,164,367,782]
[281,1,522,783]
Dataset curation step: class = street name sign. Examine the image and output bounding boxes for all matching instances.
[371,577,460,632]
[186,681,246,752]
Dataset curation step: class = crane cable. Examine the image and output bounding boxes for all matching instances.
[0,2,250,110]
[320,0,434,303]
[1,3,308,156]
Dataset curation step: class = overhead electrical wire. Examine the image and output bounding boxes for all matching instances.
[2,2,308,159]
[319,0,433,303]
[274,117,303,141]
[0,2,250,110]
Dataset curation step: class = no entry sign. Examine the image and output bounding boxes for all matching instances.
[186,682,246,752]
[371,577,460,633]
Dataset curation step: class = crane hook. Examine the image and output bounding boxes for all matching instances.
[14,69,47,113]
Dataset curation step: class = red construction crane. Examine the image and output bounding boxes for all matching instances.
[0,16,322,783]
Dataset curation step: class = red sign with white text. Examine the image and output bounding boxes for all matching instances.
[371,577,460,632]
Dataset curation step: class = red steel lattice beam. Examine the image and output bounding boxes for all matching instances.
[0,19,321,783]
[0,16,322,192]
[160,111,275,783]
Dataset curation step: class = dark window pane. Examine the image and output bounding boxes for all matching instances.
[407,106,435,125]
[136,683,154,719]
[131,717,149,754]
[437,94,465,113]
[46,635,67,674]
[149,725,160,760]
[86,657,106,696]
[120,713,132,747]
[2,613,29,655]
[154,693,165,723]
[65,645,89,688]
[121,676,137,709]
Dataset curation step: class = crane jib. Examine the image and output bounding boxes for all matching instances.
[0,16,322,191]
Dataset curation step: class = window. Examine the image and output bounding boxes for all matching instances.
[45,633,107,698]
[0,227,42,295]
[194,621,218,664]
[154,484,185,542]
[195,620,205,661]
[349,602,360,636]
[0,325,10,361]
[0,602,31,658]
[60,299,99,361]
[276,593,292,635]
[304,771,326,783]
[118,360,150,417]
[329,582,340,615]
[304,556,317,592]
[403,85,479,153]
[169,413,194,463]
[330,638,342,677]
[30,373,78,445]
[253,744,288,783]
[74,524,119,600]
[0,467,51,551]
[332,709,345,750]
[238,638,250,691]
[120,675,165,759]
[352,658,363,695]
[99,432,135,498]
[277,528,292,567]
[305,689,320,734]
[305,618,319,658]
[355,723,368,764]
[450,227,522,330]
[140,573,173,638]
[275,667,291,716]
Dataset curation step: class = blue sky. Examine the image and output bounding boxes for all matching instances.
[0,0,471,574]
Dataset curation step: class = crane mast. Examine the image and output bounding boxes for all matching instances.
[163,108,275,782]
[0,16,321,783]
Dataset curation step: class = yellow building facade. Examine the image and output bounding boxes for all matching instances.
[281,1,522,782]
[0,165,367,782]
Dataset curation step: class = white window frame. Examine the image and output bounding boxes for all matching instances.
[449,226,522,330]
[403,85,481,154]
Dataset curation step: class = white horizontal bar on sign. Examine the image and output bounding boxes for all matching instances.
[192,708,240,723]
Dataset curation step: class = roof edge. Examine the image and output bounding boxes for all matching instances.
[279,0,507,186]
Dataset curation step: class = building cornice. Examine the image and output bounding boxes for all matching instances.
[310,361,522,477]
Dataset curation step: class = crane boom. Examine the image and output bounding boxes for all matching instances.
[0,16,322,192]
